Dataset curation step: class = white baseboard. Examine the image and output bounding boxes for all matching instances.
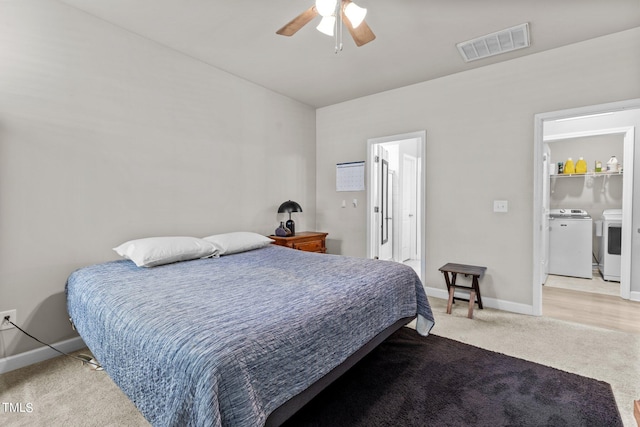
[425,286,535,316]
[427,286,640,315]
[0,336,86,374]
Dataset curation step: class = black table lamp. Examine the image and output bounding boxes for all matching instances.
[277,200,303,236]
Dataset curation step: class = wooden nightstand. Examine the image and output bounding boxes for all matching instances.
[269,231,328,253]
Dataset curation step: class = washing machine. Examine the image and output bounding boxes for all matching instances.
[598,209,622,282]
[548,209,593,279]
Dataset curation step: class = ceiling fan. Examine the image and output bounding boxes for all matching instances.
[276,0,375,50]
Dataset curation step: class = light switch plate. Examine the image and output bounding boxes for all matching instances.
[493,200,508,213]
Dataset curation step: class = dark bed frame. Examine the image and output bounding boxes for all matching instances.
[265,316,414,426]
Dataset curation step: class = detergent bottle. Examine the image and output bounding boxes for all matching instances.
[563,157,575,174]
[575,157,587,174]
[607,156,619,173]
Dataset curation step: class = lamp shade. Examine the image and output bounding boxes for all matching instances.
[343,1,367,28]
[277,200,303,214]
[315,0,337,17]
[316,15,336,36]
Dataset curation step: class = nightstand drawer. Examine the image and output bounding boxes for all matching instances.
[269,231,328,254]
[293,240,323,252]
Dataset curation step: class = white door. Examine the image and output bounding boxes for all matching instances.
[541,144,551,284]
[379,147,393,260]
[402,155,417,261]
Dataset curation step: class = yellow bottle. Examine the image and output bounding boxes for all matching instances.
[564,157,575,174]
[575,157,587,174]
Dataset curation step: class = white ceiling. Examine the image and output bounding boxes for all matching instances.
[59,0,640,108]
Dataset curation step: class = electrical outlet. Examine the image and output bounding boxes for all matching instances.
[0,310,17,331]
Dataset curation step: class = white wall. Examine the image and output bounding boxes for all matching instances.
[0,0,316,359]
[549,134,624,222]
[316,27,640,310]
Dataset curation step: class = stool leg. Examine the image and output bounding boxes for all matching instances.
[472,276,483,309]
[468,289,476,319]
[447,286,455,314]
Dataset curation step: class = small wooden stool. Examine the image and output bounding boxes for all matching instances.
[439,263,487,319]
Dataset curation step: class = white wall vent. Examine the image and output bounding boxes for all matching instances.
[456,23,530,62]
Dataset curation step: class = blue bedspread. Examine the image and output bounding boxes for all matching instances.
[66,245,434,427]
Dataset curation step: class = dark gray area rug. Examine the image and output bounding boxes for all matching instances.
[282,327,622,427]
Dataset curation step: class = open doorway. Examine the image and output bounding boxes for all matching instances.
[367,131,426,282]
[533,100,640,316]
[544,133,625,297]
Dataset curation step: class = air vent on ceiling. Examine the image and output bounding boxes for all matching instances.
[456,23,530,62]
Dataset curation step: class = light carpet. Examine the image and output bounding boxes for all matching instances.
[0,297,638,426]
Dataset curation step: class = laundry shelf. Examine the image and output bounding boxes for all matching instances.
[551,171,623,178]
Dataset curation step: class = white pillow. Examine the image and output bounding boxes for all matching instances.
[203,232,274,255]
[113,236,218,267]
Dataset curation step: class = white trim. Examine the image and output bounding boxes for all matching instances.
[630,291,640,302]
[621,128,635,299]
[425,287,534,315]
[0,336,86,374]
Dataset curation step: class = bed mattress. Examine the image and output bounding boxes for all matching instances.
[66,245,434,426]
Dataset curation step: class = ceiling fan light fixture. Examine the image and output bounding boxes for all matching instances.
[343,1,367,28]
[276,0,375,50]
[315,0,337,17]
[316,15,336,36]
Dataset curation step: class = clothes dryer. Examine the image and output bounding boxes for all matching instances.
[598,209,622,282]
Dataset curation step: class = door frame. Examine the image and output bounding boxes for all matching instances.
[367,131,426,280]
[533,99,640,315]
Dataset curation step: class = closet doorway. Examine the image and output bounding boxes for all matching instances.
[544,134,624,297]
[367,131,426,282]
[532,100,640,316]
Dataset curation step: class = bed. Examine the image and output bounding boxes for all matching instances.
[66,239,434,427]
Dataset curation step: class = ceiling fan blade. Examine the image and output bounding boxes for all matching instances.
[276,6,319,36]
[343,17,375,46]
